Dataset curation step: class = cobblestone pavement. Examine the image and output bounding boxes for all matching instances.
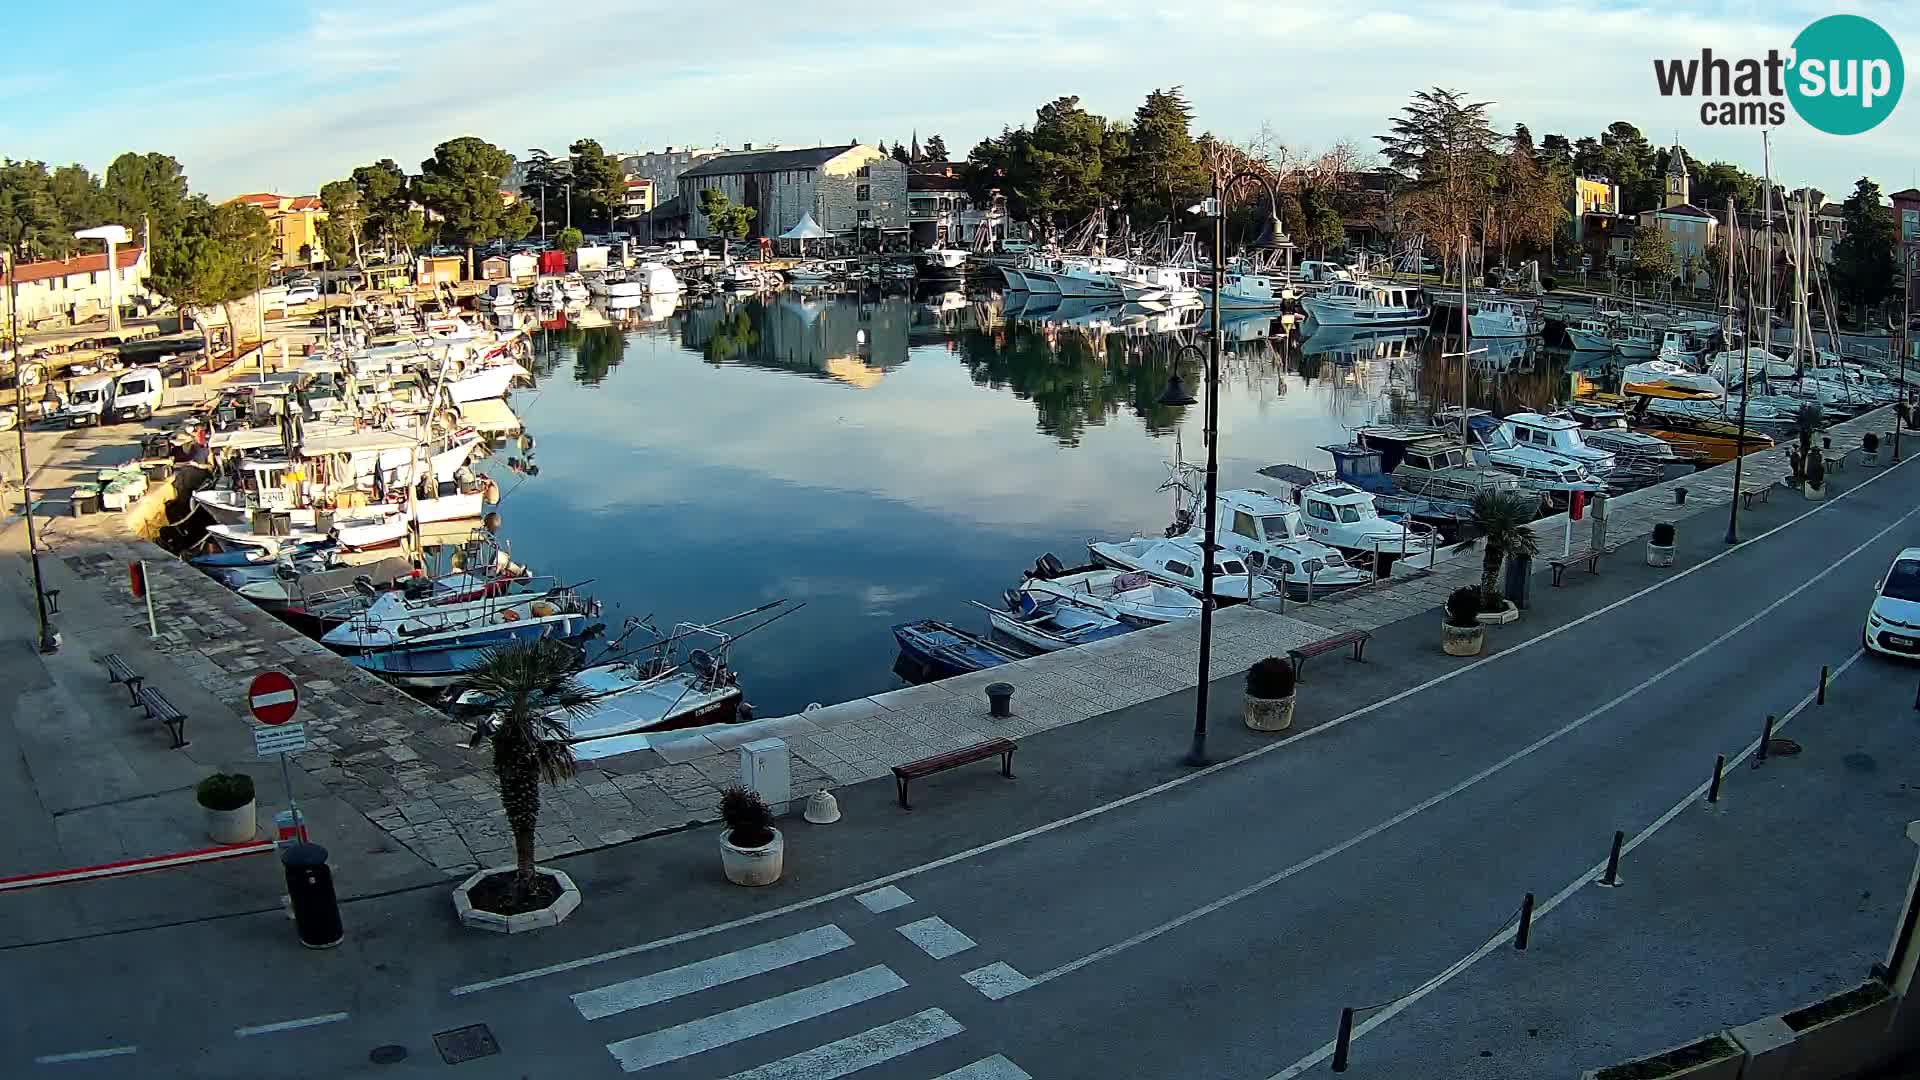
[49,405,1894,879]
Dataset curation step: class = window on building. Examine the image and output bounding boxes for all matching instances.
[857,209,871,223]
[856,165,870,178]
[857,185,871,202]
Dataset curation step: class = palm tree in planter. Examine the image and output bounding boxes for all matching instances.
[1789,403,1825,495]
[1470,490,1539,621]
[457,639,593,925]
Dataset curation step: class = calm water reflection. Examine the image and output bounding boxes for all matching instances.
[483,292,1575,715]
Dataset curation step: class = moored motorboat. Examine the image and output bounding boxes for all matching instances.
[971,592,1134,652]
[892,619,1022,680]
[1087,536,1280,602]
[1021,556,1202,624]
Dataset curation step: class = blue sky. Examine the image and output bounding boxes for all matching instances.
[1,1,1913,200]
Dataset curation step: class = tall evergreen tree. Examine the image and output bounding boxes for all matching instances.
[1830,177,1899,317]
[1377,87,1500,255]
[1124,87,1208,223]
[567,138,625,230]
[414,137,532,270]
[350,159,413,255]
[923,134,949,163]
[104,152,190,248]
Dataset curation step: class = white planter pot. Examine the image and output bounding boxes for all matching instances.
[1475,601,1518,625]
[1646,543,1675,567]
[1864,451,1881,468]
[1442,621,1485,656]
[1243,693,1295,732]
[1803,482,1826,502]
[205,799,257,844]
[721,826,784,886]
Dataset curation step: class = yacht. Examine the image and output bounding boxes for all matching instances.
[1302,281,1426,327]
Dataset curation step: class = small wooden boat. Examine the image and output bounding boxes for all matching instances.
[892,619,1022,681]
[972,592,1134,653]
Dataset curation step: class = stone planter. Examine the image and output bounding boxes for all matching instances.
[1243,692,1295,732]
[1578,1033,1743,1080]
[1475,600,1518,625]
[1646,542,1675,568]
[721,827,784,886]
[205,799,257,844]
[1442,621,1485,656]
[1780,981,1896,1080]
[452,866,581,934]
[1864,451,1881,468]
[1803,482,1826,502]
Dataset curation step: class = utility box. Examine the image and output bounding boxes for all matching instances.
[1504,552,1533,610]
[1590,493,1610,550]
[739,738,791,815]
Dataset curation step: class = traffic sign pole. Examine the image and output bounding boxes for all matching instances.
[247,671,304,844]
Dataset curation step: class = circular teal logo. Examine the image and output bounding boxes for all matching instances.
[1788,15,1904,135]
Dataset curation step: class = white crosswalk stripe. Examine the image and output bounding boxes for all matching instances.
[895,916,976,960]
[573,925,854,1020]
[604,964,907,1073]
[718,1007,963,1080]
[934,1055,1035,1080]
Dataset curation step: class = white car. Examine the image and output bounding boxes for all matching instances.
[1865,547,1920,658]
[283,284,321,306]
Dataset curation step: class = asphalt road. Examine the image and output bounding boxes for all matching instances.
[9,457,1920,1079]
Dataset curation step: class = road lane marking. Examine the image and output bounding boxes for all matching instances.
[573,925,854,1021]
[936,1055,1035,1080]
[605,964,905,1073]
[33,1046,137,1064]
[1009,502,1920,994]
[233,1012,349,1037]
[896,917,976,960]
[961,962,1032,1000]
[450,450,1915,998]
[719,1007,962,1080]
[1264,649,1866,1079]
[856,886,914,913]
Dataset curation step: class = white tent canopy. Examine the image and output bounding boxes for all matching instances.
[779,213,831,240]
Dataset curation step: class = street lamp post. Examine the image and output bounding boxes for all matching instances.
[1160,169,1287,768]
[1900,241,1914,464]
[1726,198,1751,545]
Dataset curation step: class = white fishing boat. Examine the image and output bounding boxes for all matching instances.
[1496,412,1618,478]
[914,247,969,280]
[633,261,681,295]
[785,262,837,285]
[479,282,516,310]
[1622,361,1724,400]
[1020,556,1202,624]
[1204,269,1292,310]
[971,593,1133,652]
[1087,536,1280,602]
[1289,483,1442,564]
[1467,298,1539,339]
[1566,317,1615,352]
[443,363,528,404]
[1302,281,1426,327]
[1166,483,1375,596]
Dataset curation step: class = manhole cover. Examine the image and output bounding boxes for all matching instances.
[434,1024,500,1065]
[1765,737,1803,757]
[368,1045,408,1065]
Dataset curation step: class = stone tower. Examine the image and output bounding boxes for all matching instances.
[1664,144,1690,208]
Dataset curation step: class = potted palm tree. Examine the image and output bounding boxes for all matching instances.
[197,772,257,844]
[1442,586,1486,656]
[1471,490,1538,623]
[1805,448,1828,501]
[1243,657,1296,732]
[1790,403,1825,498]
[1647,522,1676,567]
[451,639,592,933]
[720,786,784,886]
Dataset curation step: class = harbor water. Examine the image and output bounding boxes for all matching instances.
[481,291,1574,715]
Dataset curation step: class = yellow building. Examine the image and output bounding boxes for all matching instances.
[228,193,329,269]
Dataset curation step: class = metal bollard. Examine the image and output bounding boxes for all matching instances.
[1331,1007,1355,1072]
[282,843,344,949]
[1818,665,1829,705]
[1514,892,1535,950]
[1707,755,1725,803]
[1599,830,1625,887]
[1755,714,1776,765]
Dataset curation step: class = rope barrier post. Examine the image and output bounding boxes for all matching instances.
[1331,1007,1355,1072]
[1600,830,1624,887]
[1707,754,1725,803]
[1818,665,1829,705]
[1912,679,1919,712]
[1514,892,1535,950]
[1756,714,1776,765]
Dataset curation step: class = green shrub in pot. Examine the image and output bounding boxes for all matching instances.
[1245,657,1296,700]
[196,772,255,811]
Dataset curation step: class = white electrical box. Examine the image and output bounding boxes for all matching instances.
[739,737,791,815]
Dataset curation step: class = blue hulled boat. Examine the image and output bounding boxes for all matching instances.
[892,619,1022,681]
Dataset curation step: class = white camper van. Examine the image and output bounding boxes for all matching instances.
[68,367,164,426]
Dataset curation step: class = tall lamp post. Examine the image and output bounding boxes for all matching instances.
[5,242,59,652]
[1726,198,1752,545]
[1158,168,1286,767]
[1900,241,1914,464]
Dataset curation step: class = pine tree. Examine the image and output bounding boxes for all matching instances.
[1123,87,1207,222]
[1830,177,1899,318]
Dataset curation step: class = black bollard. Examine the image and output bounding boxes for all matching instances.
[1756,714,1776,764]
[1707,755,1725,803]
[1600,830,1624,887]
[282,843,344,949]
[1331,1007,1355,1072]
[1818,665,1829,705]
[1514,893,1535,950]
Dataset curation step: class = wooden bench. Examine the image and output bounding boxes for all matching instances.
[1287,630,1372,679]
[101,653,144,703]
[1548,544,1620,586]
[893,738,1016,810]
[133,685,188,749]
[1821,449,1847,474]
[1740,479,1775,511]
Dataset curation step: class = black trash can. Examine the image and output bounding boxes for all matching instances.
[282,843,344,949]
[1503,552,1534,611]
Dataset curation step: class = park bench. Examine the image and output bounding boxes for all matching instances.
[893,738,1016,810]
[1287,630,1372,680]
[1548,544,1620,586]
[1740,478,1775,511]
[133,685,188,749]
[1821,448,1848,474]
[101,653,144,703]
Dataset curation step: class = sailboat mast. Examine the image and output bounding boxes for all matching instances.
[1460,235,1470,445]
[1761,131,1774,355]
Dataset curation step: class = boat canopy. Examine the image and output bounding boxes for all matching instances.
[209,429,285,451]
[300,430,419,455]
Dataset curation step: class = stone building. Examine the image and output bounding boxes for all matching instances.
[676,145,907,244]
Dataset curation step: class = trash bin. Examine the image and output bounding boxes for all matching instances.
[282,843,344,949]
[1503,552,1533,611]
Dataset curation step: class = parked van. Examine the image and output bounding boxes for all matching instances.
[68,367,163,426]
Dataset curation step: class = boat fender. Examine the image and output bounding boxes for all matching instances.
[500,609,520,622]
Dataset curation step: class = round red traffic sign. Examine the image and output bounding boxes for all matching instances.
[248,670,299,725]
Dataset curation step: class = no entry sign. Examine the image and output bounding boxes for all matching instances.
[248,671,300,726]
